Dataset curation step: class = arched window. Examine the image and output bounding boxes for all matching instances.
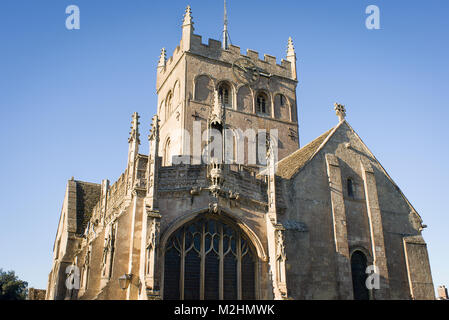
[173,81,180,107]
[218,83,231,108]
[279,94,285,106]
[164,138,171,166]
[237,85,252,113]
[165,92,173,118]
[290,104,297,122]
[351,251,369,300]
[194,75,213,102]
[347,178,354,198]
[163,217,257,300]
[256,92,269,115]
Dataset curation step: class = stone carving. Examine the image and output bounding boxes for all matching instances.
[209,89,223,125]
[228,190,240,200]
[147,216,160,250]
[276,229,286,260]
[209,160,223,197]
[208,202,219,214]
[190,186,201,195]
[275,226,287,299]
[334,103,346,121]
[145,209,161,294]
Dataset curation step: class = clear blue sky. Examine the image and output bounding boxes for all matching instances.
[0,0,448,295]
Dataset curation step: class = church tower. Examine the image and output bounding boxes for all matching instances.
[156,5,299,167]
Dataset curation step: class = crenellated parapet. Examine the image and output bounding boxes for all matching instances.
[189,35,294,80]
[156,6,297,92]
[157,163,267,205]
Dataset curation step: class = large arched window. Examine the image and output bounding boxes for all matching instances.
[163,217,256,300]
[351,251,370,300]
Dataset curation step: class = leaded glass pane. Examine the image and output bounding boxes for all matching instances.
[204,251,219,300]
[241,254,255,300]
[184,249,201,300]
[163,246,180,300]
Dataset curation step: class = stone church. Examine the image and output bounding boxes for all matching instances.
[46,6,435,300]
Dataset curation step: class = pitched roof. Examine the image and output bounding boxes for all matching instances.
[74,181,101,235]
[276,127,335,179]
[275,120,425,226]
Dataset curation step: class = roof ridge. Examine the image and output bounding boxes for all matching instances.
[276,125,338,179]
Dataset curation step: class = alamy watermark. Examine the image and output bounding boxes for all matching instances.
[366,265,380,290]
[66,5,80,30]
[65,265,80,290]
[366,5,380,30]
[166,122,278,174]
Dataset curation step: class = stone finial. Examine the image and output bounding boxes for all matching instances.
[183,5,194,28]
[334,103,346,122]
[287,37,295,57]
[182,6,194,52]
[129,112,140,144]
[286,37,297,80]
[157,48,166,69]
[149,115,160,141]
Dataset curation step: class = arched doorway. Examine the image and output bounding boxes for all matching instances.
[163,216,257,300]
[351,250,370,300]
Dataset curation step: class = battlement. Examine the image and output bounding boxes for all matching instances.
[107,169,127,200]
[82,169,129,232]
[189,34,293,78]
[157,32,295,87]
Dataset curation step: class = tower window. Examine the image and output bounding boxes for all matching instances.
[347,178,354,198]
[218,83,231,108]
[256,93,269,115]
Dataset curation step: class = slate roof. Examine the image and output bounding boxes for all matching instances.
[75,181,101,235]
[276,127,335,179]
